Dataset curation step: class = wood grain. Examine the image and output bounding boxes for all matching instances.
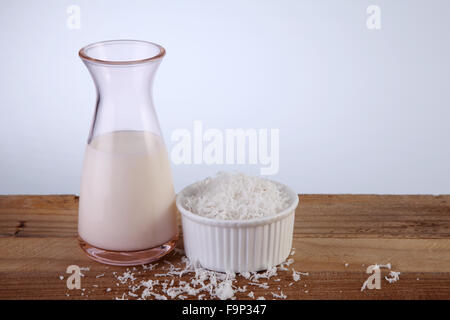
[0,194,449,300]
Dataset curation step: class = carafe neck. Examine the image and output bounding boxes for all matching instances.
[79,41,165,143]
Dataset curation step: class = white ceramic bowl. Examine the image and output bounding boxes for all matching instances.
[176,180,299,273]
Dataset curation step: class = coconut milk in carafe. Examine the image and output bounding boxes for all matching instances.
[78,131,177,251]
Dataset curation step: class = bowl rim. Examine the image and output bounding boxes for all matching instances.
[176,178,299,227]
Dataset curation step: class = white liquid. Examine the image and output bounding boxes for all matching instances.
[78,131,177,251]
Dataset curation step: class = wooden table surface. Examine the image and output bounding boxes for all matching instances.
[0,194,449,300]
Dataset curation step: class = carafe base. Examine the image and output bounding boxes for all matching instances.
[78,234,178,266]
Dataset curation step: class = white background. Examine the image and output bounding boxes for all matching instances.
[0,0,449,195]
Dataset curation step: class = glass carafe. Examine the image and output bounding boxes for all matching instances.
[78,40,178,266]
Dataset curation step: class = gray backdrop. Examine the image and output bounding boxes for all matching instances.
[0,0,449,194]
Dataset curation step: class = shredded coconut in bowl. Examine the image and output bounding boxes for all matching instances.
[181,172,292,221]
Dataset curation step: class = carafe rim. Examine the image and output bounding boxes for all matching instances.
[79,39,165,66]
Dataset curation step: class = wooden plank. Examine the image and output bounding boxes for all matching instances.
[0,237,448,300]
[1,195,449,239]
[296,194,450,239]
[1,237,449,273]
[0,194,449,300]
[0,195,78,238]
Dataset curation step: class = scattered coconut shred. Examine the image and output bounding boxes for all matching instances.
[112,249,303,300]
[62,248,308,300]
[360,263,401,291]
[182,172,291,220]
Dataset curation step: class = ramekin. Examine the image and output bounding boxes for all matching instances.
[176,180,299,273]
